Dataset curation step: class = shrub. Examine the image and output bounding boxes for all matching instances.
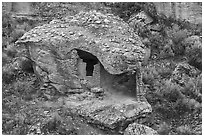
[2,64,17,84]
[157,66,173,79]
[161,80,184,102]
[148,33,166,59]
[2,71,16,85]
[2,52,12,66]
[174,98,194,115]
[12,80,36,100]
[183,36,202,70]
[176,125,195,135]
[159,41,174,59]
[2,12,16,37]
[5,44,18,58]
[2,56,36,86]
[108,2,157,22]
[181,77,202,104]
[142,66,159,87]
[168,29,190,56]
[18,57,34,73]
[40,112,62,134]
[149,80,196,118]
[157,122,171,135]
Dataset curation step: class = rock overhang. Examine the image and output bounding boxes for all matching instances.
[16,10,146,75]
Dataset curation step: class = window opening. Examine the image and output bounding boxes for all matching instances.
[83,59,97,76]
[76,49,99,77]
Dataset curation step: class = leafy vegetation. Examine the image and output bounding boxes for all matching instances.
[111,2,201,65]
[143,59,202,135]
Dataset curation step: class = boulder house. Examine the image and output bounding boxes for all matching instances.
[16,11,147,101]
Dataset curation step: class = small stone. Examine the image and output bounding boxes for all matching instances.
[104,19,110,23]
[91,87,104,93]
[95,20,101,24]
[124,123,158,135]
[69,31,74,35]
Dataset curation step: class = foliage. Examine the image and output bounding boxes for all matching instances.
[183,36,202,70]
[2,12,16,37]
[157,13,202,36]
[182,76,202,103]
[2,57,34,84]
[2,12,16,48]
[2,52,12,66]
[157,122,171,135]
[176,125,195,135]
[143,59,202,135]
[2,73,39,134]
[107,2,157,22]
[167,29,190,56]
[2,64,18,84]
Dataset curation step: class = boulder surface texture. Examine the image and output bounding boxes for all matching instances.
[16,10,146,91]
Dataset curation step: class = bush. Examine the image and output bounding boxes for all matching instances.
[2,52,12,66]
[5,44,18,58]
[108,2,157,22]
[161,80,184,102]
[142,66,159,87]
[181,77,202,104]
[167,29,190,56]
[183,36,202,70]
[18,57,34,73]
[157,122,171,135]
[2,57,35,85]
[2,12,16,37]
[146,79,200,119]
[148,33,166,59]
[176,125,195,135]
[2,64,17,84]
[12,80,37,100]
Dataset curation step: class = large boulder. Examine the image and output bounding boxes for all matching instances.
[16,10,146,74]
[16,10,146,93]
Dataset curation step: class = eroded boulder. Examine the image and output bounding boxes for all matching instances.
[63,91,152,132]
[16,10,147,94]
[16,10,146,74]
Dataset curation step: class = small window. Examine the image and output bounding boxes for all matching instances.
[76,49,98,77]
[86,62,94,76]
[85,59,97,76]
